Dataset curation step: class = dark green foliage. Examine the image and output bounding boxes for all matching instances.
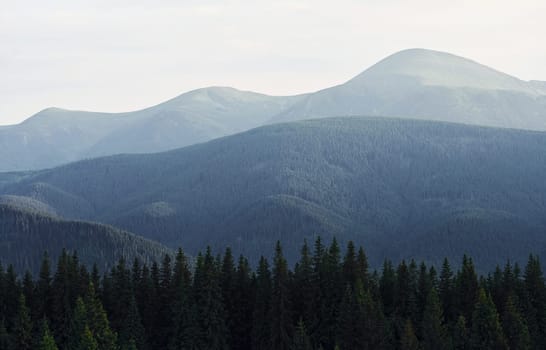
[502,294,531,350]
[251,257,272,350]
[0,240,545,350]
[470,289,507,350]
[292,319,312,350]
[13,294,32,350]
[270,242,292,350]
[421,289,448,350]
[0,205,171,274]
[0,319,11,350]
[457,255,479,323]
[400,319,419,350]
[83,283,117,350]
[37,320,58,350]
[191,248,228,349]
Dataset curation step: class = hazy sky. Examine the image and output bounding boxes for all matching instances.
[2,0,545,125]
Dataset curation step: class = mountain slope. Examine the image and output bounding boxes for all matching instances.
[0,204,171,274]
[270,49,546,129]
[3,48,546,172]
[0,87,303,171]
[3,116,546,268]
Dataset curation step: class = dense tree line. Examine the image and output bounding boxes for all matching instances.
[0,205,170,274]
[0,239,545,349]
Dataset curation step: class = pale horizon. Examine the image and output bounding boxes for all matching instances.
[2,0,546,125]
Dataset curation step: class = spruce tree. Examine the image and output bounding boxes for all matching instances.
[169,249,192,350]
[0,318,12,350]
[231,255,253,350]
[36,253,52,320]
[337,284,365,349]
[270,241,292,350]
[251,256,272,350]
[119,296,146,350]
[456,255,479,324]
[292,240,315,330]
[192,247,228,349]
[292,319,312,350]
[421,288,449,350]
[37,320,58,350]
[380,260,396,317]
[221,247,236,348]
[523,254,546,348]
[469,289,507,350]
[439,258,455,323]
[400,319,419,350]
[452,315,469,350]
[13,294,32,350]
[502,294,531,350]
[84,283,118,350]
[79,325,98,350]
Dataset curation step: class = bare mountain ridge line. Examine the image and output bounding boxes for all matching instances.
[1,48,546,172]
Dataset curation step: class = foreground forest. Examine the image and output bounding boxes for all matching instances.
[0,239,544,350]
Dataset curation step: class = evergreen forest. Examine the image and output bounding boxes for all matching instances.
[0,238,544,350]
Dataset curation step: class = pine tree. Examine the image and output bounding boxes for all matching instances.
[170,249,192,350]
[221,247,236,348]
[502,294,531,350]
[452,316,468,350]
[79,325,98,350]
[380,260,396,317]
[36,253,52,320]
[292,319,312,350]
[421,288,449,350]
[231,255,253,350]
[356,246,370,290]
[0,318,12,350]
[251,256,272,350]
[292,240,315,330]
[192,247,228,349]
[270,241,292,350]
[469,289,507,350]
[13,294,32,350]
[400,319,419,350]
[337,284,365,349]
[523,254,546,348]
[37,320,58,350]
[84,283,118,350]
[457,256,479,324]
[119,296,146,350]
[67,298,91,350]
[439,258,455,323]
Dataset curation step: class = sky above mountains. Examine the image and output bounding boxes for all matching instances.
[2,0,546,125]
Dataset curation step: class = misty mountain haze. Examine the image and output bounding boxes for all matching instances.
[1,48,546,172]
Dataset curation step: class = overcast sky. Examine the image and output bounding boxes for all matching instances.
[1,0,545,125]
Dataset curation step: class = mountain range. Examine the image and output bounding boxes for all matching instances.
[3,117,546,269]
[1,48,546,172]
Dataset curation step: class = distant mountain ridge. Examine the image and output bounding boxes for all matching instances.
[0,87,304,171]
[270,49,546,127]
[3,116,546,268]
[1,48,546,171]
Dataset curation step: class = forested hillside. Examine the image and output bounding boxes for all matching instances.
[0,205,171,273]
[0,239,544,349]
[2,117,546,268]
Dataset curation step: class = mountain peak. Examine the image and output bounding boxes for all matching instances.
[349,48,541,94]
